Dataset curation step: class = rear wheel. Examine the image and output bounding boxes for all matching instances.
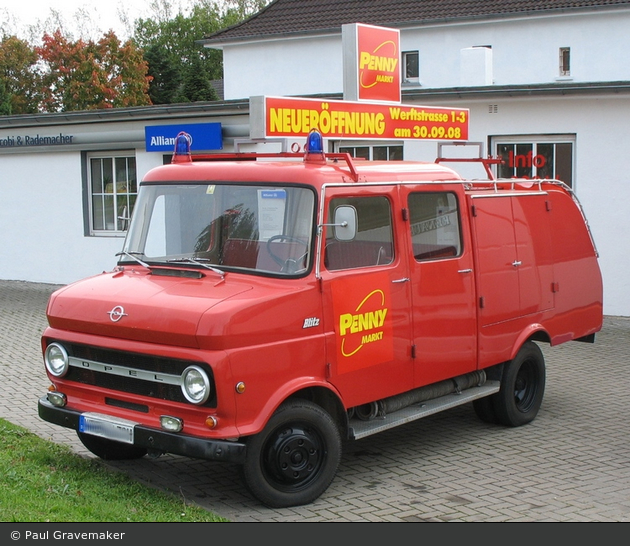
[493,341,546,427]
[77,431,147,460]
[240,399,341,508]
[472,395,499,424]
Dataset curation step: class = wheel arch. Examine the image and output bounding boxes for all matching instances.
[483,328,550,382]
[510,323,550,360]
[285,386,349,439]
[237,379,347,439]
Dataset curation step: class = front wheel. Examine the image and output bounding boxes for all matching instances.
[240,399,342,508]
[77,431,147,460]
[493,341,546,427]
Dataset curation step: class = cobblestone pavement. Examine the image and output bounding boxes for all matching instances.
[2,279,629,521]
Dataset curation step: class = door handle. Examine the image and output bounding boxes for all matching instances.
[458,268,473,274]
[392,277,410,283]
[512,261,522,267]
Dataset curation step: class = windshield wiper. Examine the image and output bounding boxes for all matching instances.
[167,257,225,279]
[116,251,151,270]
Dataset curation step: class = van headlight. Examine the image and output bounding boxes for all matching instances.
[44,343,69,377]
[181,365,211,404]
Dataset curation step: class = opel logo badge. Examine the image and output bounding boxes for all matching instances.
[107,305,128,322]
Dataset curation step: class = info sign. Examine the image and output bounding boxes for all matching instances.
[249,96,469,142]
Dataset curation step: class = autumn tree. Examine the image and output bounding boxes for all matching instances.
[0,79,11,115]
[36,29,151,112]
[0,35,41,114]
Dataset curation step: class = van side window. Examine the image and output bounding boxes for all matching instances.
[408,192,461,261]
[325,196,394,270]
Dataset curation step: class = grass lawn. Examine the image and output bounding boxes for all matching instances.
[0,418,228,522]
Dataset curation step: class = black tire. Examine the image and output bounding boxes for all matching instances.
[493,341,546,427]
[240,399,342,508]
[76,431,148,461]
[472,396,500,424]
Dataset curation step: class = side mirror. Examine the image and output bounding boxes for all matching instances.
[333,205,357,241]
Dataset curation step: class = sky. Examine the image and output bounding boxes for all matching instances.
[0,0,173,40]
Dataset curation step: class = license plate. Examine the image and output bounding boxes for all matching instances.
[79,413,137,444]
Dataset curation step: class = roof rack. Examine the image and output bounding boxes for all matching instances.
[435,141,504,180]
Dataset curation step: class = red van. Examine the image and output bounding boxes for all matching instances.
[38,130,603,507]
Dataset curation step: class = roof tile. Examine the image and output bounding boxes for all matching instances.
[204,0,630,42]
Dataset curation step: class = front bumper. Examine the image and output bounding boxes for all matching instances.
[38,396,247,465]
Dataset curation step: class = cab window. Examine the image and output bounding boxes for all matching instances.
[408,192,461,261]
[325,196,394,270]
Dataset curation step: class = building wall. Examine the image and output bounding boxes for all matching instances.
[223,35,344,100]
[215,7,630,316]
[222,10,630,101]
[0,8,627,315]
[0,145,164,286]
[2,94,625,314]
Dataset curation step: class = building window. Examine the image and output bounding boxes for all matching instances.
[494,138,574,187]
[88,153,137,235]
[403,51,419,82]
[338,144,403,160]
[559,47,570,77]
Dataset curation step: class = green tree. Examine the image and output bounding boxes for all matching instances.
[222,0,271,26]
[143,44,182,105]
[134,2,224,103]
[177,54,218,102]
[134,0,271,104]
[0,35,41,114]
[36,30,151,112]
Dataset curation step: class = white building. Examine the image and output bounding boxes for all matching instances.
[1,0,629,316]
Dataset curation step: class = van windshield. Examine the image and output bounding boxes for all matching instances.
[121,182,316,276]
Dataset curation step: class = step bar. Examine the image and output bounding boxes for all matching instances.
[348,380,500,440]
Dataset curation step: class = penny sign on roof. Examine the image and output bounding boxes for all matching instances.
[342,23,401,103]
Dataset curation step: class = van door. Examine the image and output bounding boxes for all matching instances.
[401,186,478,387]
[470,192,554,325]
[320,190,414,408]
[469,191,554,364]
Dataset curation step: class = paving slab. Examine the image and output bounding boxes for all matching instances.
[1,279,629,522]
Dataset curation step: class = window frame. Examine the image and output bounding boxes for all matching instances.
[491,135,575,188]
[336,142,404,161]
[85,150,138,237]
[324,195,394,271]
[559,47,571,77]
[402,50,419,83]
[407,191,463,262]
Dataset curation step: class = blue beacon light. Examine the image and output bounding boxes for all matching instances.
[305,129,325,162]
[172,131,192,163]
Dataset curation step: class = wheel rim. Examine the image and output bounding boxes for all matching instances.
[514,359,538,412]
[262,423,326,491]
